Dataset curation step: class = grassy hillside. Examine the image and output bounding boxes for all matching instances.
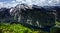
[0,21,60,33]
[0,23,49,33]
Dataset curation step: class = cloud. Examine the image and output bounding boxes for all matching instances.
[12,1,16,3]
[0,2,5,8]
[16,0,60,6]
[47,0,60,5]
[0,0,60,8]
[0,0,19,8]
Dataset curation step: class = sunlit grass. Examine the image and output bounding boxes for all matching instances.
[0,21,60,33]
[0,23,49,33]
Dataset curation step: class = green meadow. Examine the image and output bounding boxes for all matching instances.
[0,21,60,33]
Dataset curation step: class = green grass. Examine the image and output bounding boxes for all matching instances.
[0,21,60,33]
[0,23,49,33]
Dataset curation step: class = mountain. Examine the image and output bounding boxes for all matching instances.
[0,8,11,19]
[0,4,60,31]
[0,4,60,24]
[10,4,56,27]
[43,6,60,11]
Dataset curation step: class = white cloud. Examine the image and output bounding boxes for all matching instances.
[16,0,20,1]
[12,1,16,3]
[0,2,4,8]
[0,0,19,8]
[0,0,60,8]
[16,0,60,6]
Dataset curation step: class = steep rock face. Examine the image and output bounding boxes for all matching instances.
[0,8,14,23]
[10,4,32,15]
[10,4,56,28]
[0,8,10,18]
[56,7,60,22]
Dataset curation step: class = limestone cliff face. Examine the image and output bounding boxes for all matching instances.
[9,4,56,28]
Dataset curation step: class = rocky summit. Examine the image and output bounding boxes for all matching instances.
[9,4,56,28]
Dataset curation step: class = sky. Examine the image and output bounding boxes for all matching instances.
[0,0,60,8]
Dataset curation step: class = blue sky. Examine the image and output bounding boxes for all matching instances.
[0,0,60,8]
